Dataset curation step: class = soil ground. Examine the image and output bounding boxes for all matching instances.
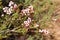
[44,0,60,40]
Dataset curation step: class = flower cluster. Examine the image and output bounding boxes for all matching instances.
[39,29,49,34]
[3,1,17,15]
[24,17,31,27]
[21,5,34,16]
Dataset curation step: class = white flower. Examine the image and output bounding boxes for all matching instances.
[24,21,28,24]
[1,14,4,17]
[21,5,34,15]
[24,17,31,27]
[21,9,26,13]
[9,1,14,6]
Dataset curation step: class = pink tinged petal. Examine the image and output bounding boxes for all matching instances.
[27,17,31,23]
[9,1,14,6]
[7,9,12,15]
[14,4,17,9]
[22,10,26,13]
[9,4,11,7]
[24,21,30,27]
[25,8,30,13]
[25,23,29,27]
[3,7,9,12]
[4,10,7,12]
[24,21,28,24]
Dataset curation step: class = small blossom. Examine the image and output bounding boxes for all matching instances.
[1,14,4,17]
[3,7,9,12]
[14,4,17,9]
[25,8,30,13]
[21,9,25,14]
[9,1,14,6]
[39,29,49,34]
[7,9,12,15]
[24,17,31,27]
[27,17,31,23]
[28,5,34,13]
[21,5,34,16]
[24,21,30,27]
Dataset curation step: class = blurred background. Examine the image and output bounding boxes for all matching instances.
[0,0,60,40]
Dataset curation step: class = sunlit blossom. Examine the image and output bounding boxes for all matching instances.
[7,9,12,15]
[3,7,9,12]
[39,29,49,34]
[24,17,31,27]
[28,5,34,13]
[21,5,34,16]
[9,1,14,6]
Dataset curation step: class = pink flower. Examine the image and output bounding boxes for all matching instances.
[24,21,30,27]
[3,6,13,15]
[25,8,30,13]
[27,17,31,23]
[14,4,17,9]
[7,9,12,15]
[24,17,31,27]
[3,7,9,12]
[9,1,14,6]
[28,5,34,13]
